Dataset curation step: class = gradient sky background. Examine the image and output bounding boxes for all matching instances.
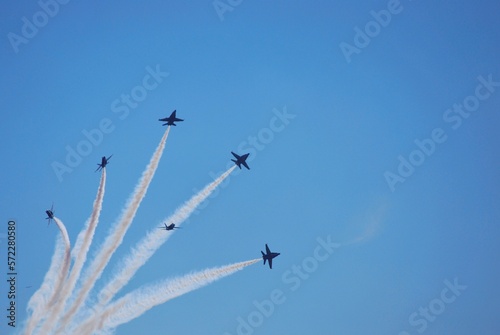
[1,1,500,334]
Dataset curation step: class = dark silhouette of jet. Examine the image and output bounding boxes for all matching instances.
[95,155,112,172]
[159,223,181,231]
[261,244,280,269]
[45,204,55,225]
[159,110,183,126]
[231,151,250,170]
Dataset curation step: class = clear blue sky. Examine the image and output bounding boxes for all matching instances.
[1,1,500,334]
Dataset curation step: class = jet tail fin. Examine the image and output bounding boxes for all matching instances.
[231,159,242,169]
[261,251,266,265]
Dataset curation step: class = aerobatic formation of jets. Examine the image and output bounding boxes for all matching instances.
[45,109,279,268]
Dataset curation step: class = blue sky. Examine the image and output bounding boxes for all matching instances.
[1,0,500,334]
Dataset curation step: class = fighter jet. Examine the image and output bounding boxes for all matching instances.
[159,223,181,231]
[261,244,280,269]
[231,151,250,170]
[159,110,183,126]
[45,204,55,225]
[95,155,112,172]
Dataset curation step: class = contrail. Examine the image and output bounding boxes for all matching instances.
[96,165,236,308]
[59,127,170,328]
[75,259,260,334]
[22,235,65,335]
[45,169,107,334]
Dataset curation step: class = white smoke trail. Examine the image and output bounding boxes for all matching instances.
[34,218,71,334]
[45,169,107,334]
[59,127,170,328]
[22,235,65,335]
[49,217,71,305]
[75,259,259,334]
[95,166,236,308]
[70,169,106,261]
